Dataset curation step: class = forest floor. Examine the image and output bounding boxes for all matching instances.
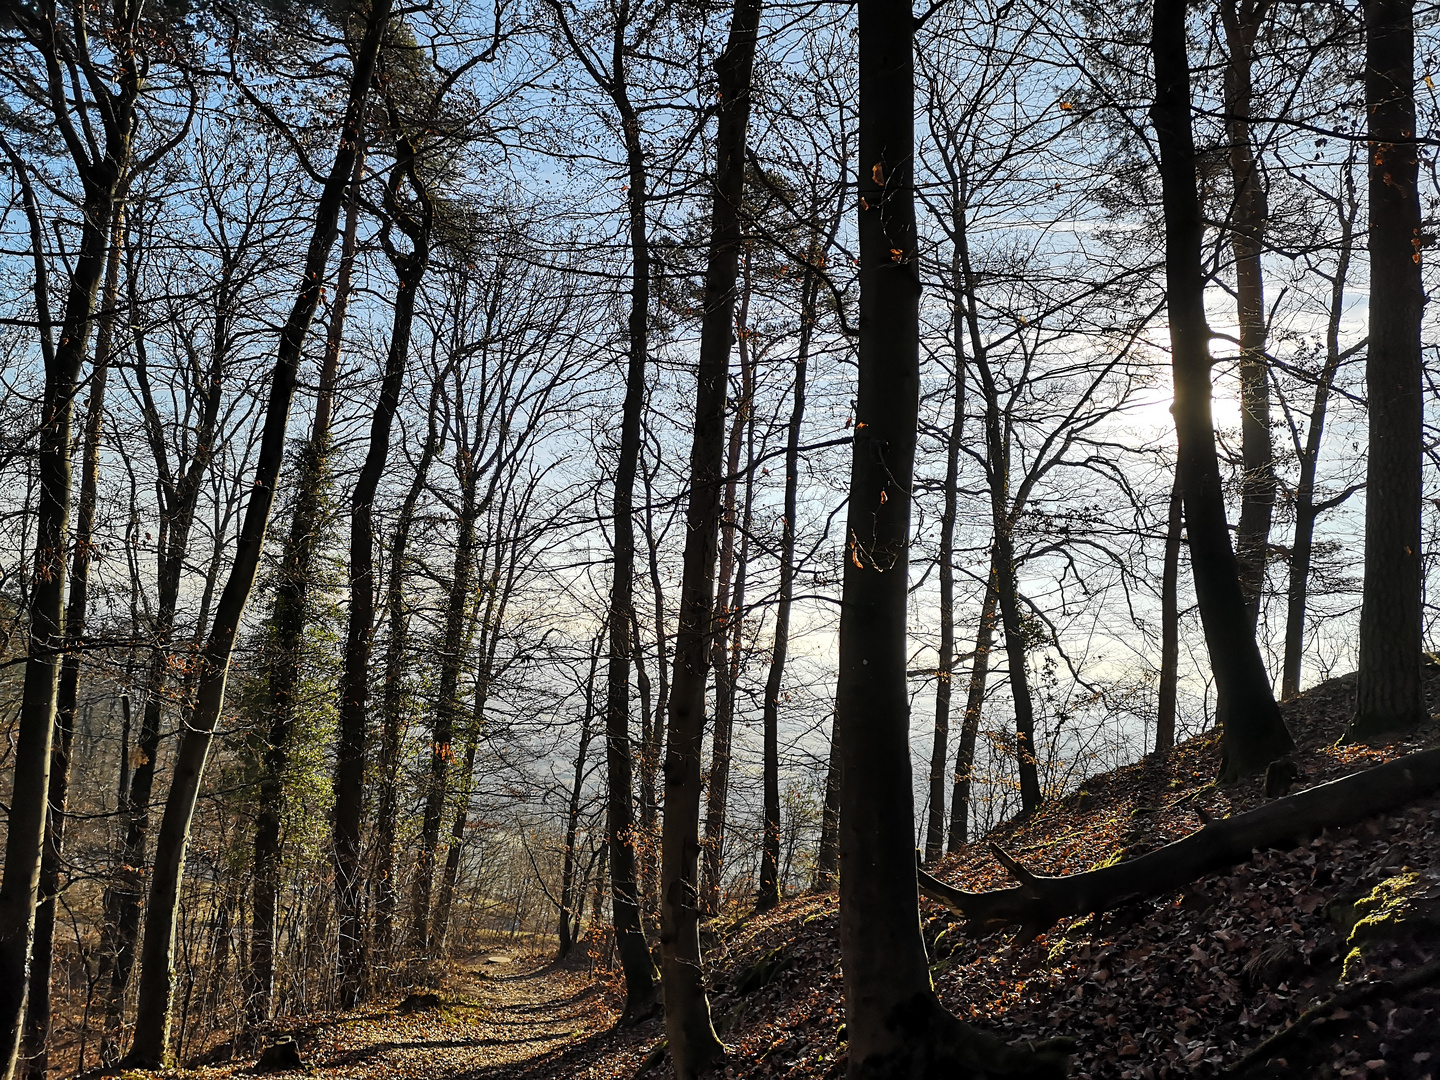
[147,668,1440,1080]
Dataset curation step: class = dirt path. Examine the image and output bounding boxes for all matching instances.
[233,955,642,1080]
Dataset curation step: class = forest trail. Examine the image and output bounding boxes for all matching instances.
[231,955,624,1080]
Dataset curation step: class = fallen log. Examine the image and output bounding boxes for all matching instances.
[919,746,1440,937]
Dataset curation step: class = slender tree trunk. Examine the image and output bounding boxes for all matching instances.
[599,84,660,1022]
[1349,0,1425,739]
[123,8,391,1062]
[659,3,761,1068]
[1282,191,1354,701]
[924,344,963,863]
[1156,479,1183,754]
[758,265,815,906]
[247,147,363,1026]
[1222,0,1276,630]
[836,7,1068,1074]
[24,199,126,1080]
[0,97,129,1080]
[432,730,478,957]
[811,716,841,891]
[1150,0,1293,782]
[948,558,998,852]
[558,647,600,959]
[994,522,1041,812]
[373,377,444,976]
[410,483,479,958]
[700,296,753,914]
[334,138,432,1003]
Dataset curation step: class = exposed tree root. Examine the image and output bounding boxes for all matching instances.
[919,747,1440,937]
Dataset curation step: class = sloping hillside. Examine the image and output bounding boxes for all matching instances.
[528,669,1440,1080]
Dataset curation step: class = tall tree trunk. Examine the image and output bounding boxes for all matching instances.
[334,135,432,1004]
[1348,0,1425,739]
[410,480,480,958]
[836,6,1068,1074]
[702,348,756,914]
[948,557,998,852]
[924,328,963,863]
[558,645,600,959]
[758,264,815,906]
[811,715,841,891]
[247,146,363,1026]
[1156,478,1183,753]
[23,199,126,1080]
[1150,0,1293,782]
[659,1,760,1068]
[992,492,1041,812]
[373,374,445,974]
[1282,180,1356,702]
[1222,0,1276,630]
[700,294,753,915]
[0,5,137,1066]
[100,233,232,1063]
[123,7,391,1062]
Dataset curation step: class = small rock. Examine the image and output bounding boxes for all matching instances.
[484,955,513,965]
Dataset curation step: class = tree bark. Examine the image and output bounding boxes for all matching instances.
[659,1,761,1069]
[948,558,998,852]
[1150,0,1293,782]
[836,5,1068,1075]
[123,5,392,1061]
[1349,0,1425,739]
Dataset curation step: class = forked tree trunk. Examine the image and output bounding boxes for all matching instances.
[123,6,392,1062]
[659,0,761,1069]
[248,147,363,1026]
[1155,478,1182,754]
[24,199,126,1080]
[1150,0,1293,782]
[1222,0,1277,630]
[836,6,1069,1075]
[948,558,998,852]
[1349,0,1425,739]
[1282,178,1355,702]
[334,134,432,1004]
